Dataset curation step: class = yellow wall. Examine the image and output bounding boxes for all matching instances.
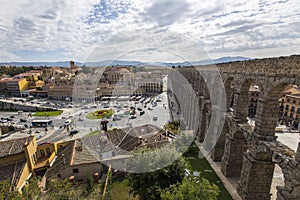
[16,162,31,190]
[18,78,29,91]
[55,141,72,153]
[37,143,55,157]
[24,137,38,172]
[35,80,44,88]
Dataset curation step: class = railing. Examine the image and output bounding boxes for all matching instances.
[47,151,56,165]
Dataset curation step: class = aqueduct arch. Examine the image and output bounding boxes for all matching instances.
[168,55,300,200]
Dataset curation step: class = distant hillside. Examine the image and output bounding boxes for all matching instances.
[83,60,143,66]
[0,61,77,67]
[168,56,251,66]
[0,56,251,67]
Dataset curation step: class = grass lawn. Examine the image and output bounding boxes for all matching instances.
[33,110,63,116]
[111,177,138,200]
[183,144,233,200]
[86,109,114,120]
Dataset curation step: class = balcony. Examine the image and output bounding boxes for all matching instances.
[34,151,56,170]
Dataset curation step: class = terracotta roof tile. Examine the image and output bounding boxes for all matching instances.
[0,136,34,158]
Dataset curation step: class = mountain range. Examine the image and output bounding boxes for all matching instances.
[0,56,250,67]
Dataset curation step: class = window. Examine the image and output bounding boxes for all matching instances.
[73,168,79,173]
[291,106,295,112]
[40,149,45,157]
[293,100,296,104]
[46,148,51,156]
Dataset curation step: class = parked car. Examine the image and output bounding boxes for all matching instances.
[65,120,72,125]
[113,117,122,121]
[140,111,145,116]
[1,133,9,138]
[20,119,27,122]
[129,115,136,119]
[69,130,79,136]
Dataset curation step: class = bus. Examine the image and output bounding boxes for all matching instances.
[32,119,53,127]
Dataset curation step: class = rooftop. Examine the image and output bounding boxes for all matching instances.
[0,159,26,190]
[0,136,34,158]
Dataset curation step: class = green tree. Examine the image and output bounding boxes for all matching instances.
[164,120,180,134]
[128,154,188,200]
[85,174,94,195]
[46,178,76,200]
[22,177,41,200]
[160,176,219,200]
[0,180,22,200]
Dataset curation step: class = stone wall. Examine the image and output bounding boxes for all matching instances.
[168,55,300,200]
[276,142,300,200]
[0,100,53,111]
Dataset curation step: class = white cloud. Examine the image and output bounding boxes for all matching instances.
[0,0,299,62]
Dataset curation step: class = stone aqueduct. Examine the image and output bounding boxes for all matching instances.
[168,55,300,200]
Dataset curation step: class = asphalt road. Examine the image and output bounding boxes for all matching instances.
[0,93,173,143]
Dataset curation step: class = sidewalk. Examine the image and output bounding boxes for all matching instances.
[195,141,242,200]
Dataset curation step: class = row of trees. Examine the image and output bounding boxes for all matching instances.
[0,177,41,200]
[0,176,103,200]
[128,156,219,200]
[0,66,35,77]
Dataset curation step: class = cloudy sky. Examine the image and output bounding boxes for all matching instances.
[0,0,299,62]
